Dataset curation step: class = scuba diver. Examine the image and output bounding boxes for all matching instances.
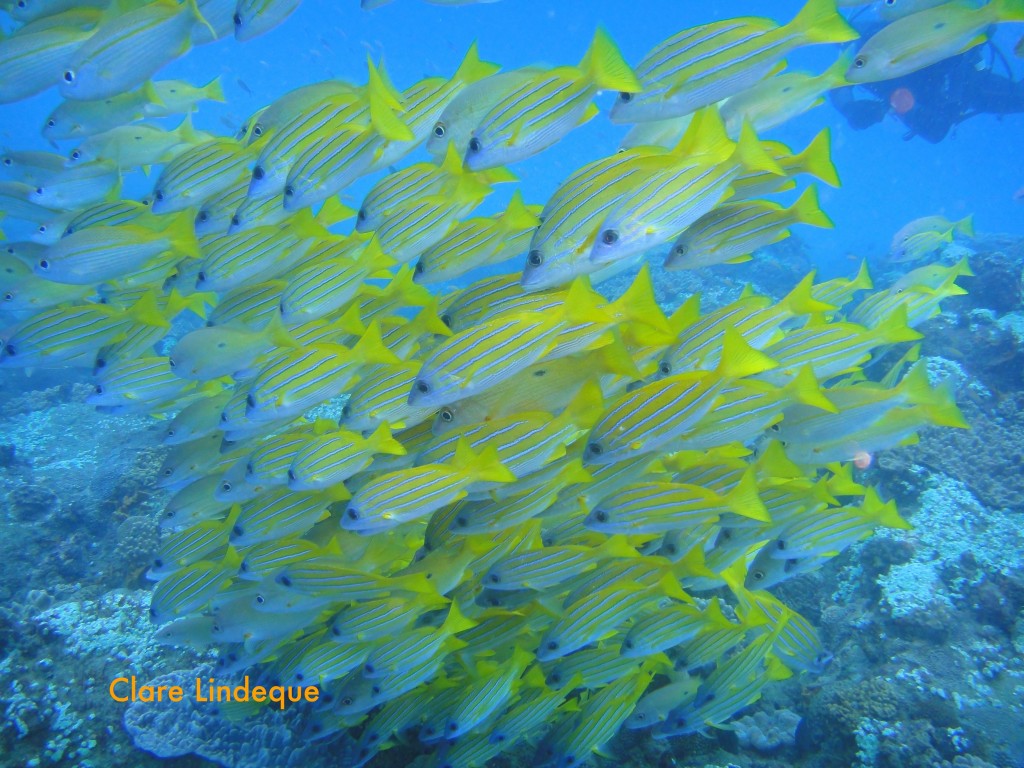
[831,21,1024,143]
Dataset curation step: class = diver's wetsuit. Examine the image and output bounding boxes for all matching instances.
[831,25,1024,143]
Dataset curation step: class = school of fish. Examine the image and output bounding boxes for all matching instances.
[1,0,1005,766]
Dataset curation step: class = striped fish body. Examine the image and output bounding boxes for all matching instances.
[228,489,332,547]
[61,0,200,101]
[0,25,93,104]
[463,67,595,171]
[287,430,389,490]
[62,200,150,236]
[245,428,318,484]
[195,227,312,293]
[195,175,250,235]
[426,70,540,160]
[341,363,439,433]
[237,540,320,581]
[244,346,364,423]
[329,597,423,644]
[152,139,252,214]
[88,355,195,410]
[418,412,577,492]
[149,558,233,624]
[374,195,472,265]
[437,273,522,332]
[408,314,562,408]
[207,280,286,329]
[30,160,120,210]
[536,584,654,661]
[341,464,476,533]
[248,95,365,199]
[292,639,368,687]
[610,19,779,123]
[521,152,663,291]
[415,214,534,286]
[356,161,447,232]
[671,380,788,450]
[484,545,597,592]
[587,160,738,268]
[36,224,185,285]
[279,253,371,323]
[584,482,728,535]
[621,603,708,657]
[149,518,229,580]
[161,475,231,531]
[666,198,793,269]
[284,126,383,211]
[0,303,138,368]
[583,373,725,465]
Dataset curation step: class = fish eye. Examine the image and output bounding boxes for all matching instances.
[284,185,295,197]
[586,442,603,457]
[167,357,176,368]
[546,640,558,651]
[196,211,209,223]
[776,540,786,550]
[356,208,366,222]
[600,229,619,246]
[440,313,452,328]
[751,569,765,581]
[245,462,255,477]
[488,573,500,584]
[252,166,265,181]
[278,574,292,587]
[255,594,265,604]
[341,696,353,706]
[231,214,241,227]
[770,423,780,432]
[347,508,359,520]
[163,467,174,476]
[154,190,164,202]
[439,409,453,422]
[371,685,381,695]
[233,12,243,26]
[252,125,263,138]
[94,385,103,394]
[594,509,609,523]
[63,70,75,84]
[340,403,351,419]
[34,187,44,196]
[46,119,56,128]
[232,524,243,537]
[432,123,446,138]
[527,250,543,267]
[414,380,430,394]
[153,558,163,568]
[619,91,633,103]
[854,56,866,69]
[467,137,482,153]
[197,271,206,283]
[246,393,256,408]
[658,361,671,375]
[70,150,81,161]
[885,0,895,4]
[675,243,688,256]
[3,292,13,301]
[413,261,424,276]
[221,481,232,492]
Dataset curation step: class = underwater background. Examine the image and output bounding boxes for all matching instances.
[1,1,1023,768]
